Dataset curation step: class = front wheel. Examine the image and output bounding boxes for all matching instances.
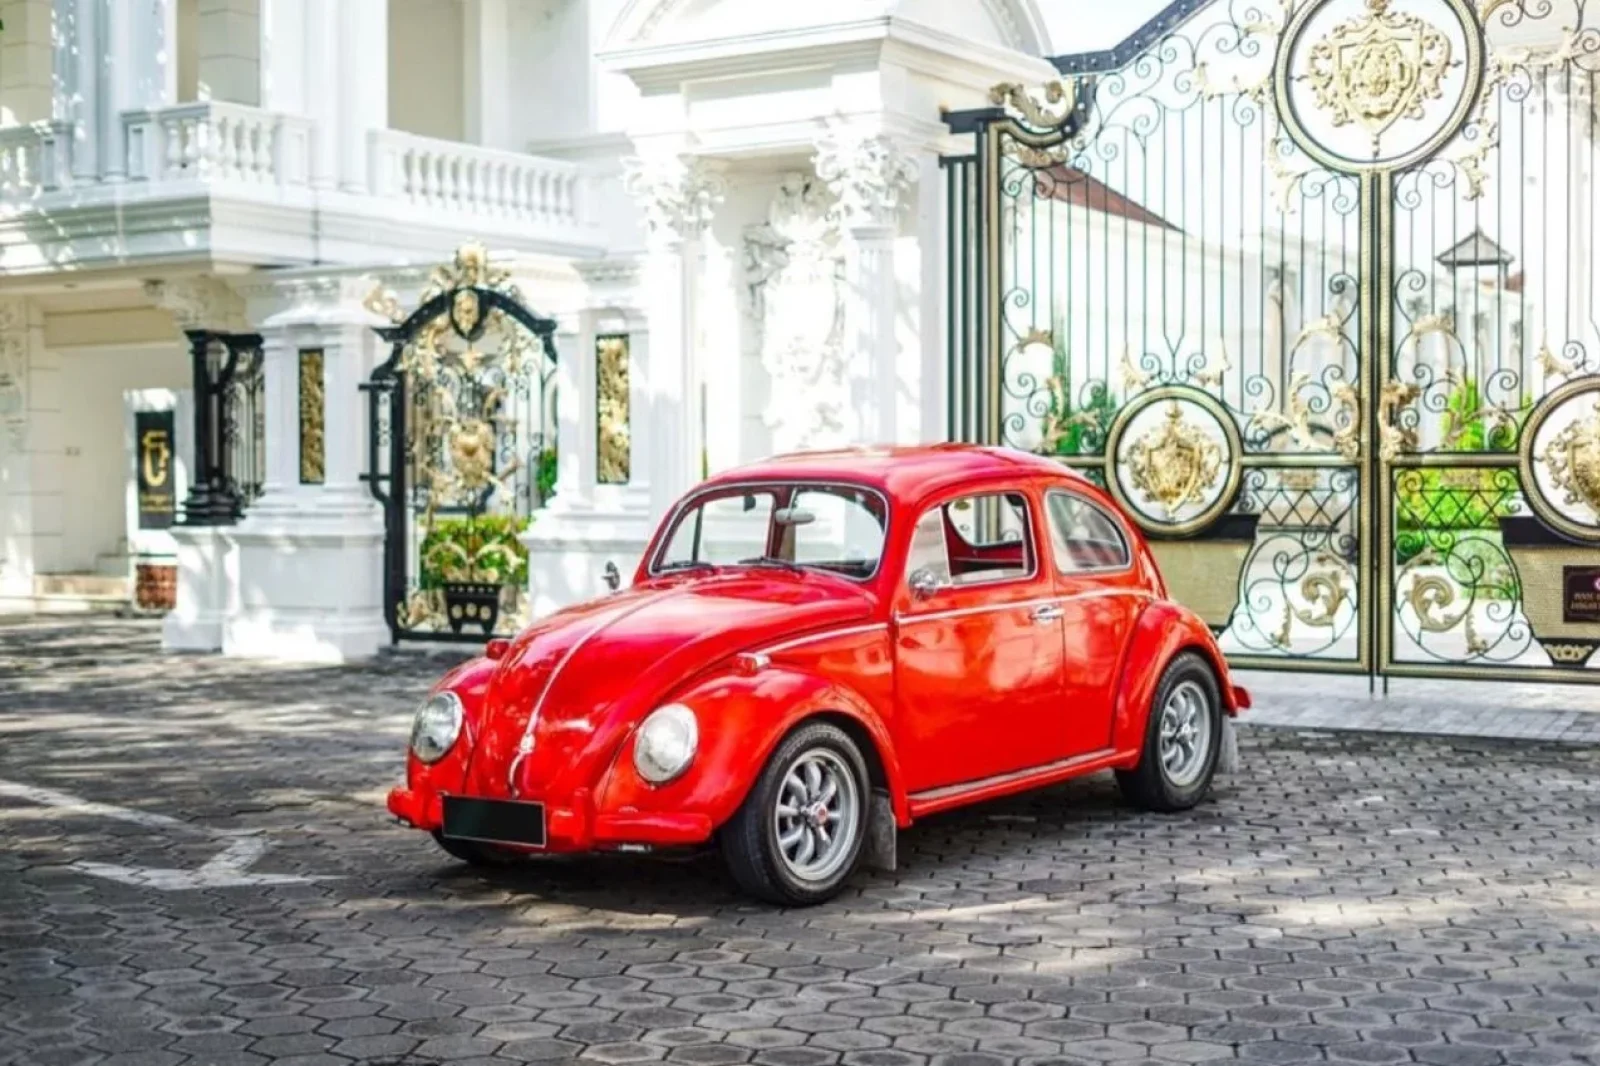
[1116,652,1223,812]
[720,722,869,906]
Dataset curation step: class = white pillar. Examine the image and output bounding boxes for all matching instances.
[260,0,382,192]
[222,276,389,662]
[338,0,386,193]
[463,0,511,150]
[0,299,64,611]
[815,127,917,445]
[104,0,177,179]
[196,0,260,104]
[623,152,724,518]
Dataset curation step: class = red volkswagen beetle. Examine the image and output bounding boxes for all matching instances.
[388,445,1248,905]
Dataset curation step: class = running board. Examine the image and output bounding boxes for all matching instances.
[906,748,1125,818]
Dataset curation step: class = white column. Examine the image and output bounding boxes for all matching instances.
[623,153,724,518]
[104,0,177,179]
[337,0,386,192]
[0,299,64,611]
[463,0,511,149]
[816,127,917,445]
[222,276,389,662]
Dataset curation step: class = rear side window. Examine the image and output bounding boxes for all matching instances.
[1045,491,1131,573]
[907,492,1036,589]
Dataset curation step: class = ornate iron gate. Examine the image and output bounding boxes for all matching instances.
[363,244,559,644]
[947,0,1600,682]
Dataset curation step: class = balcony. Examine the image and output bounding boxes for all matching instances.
[0,103,604,274]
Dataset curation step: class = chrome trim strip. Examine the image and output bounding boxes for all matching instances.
[758,622,890,655]
[909,748,1117,804]
[895,587,1143,624]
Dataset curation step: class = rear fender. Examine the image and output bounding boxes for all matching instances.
[1111,602,1240,755]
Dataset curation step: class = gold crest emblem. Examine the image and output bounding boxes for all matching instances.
[1126,403,1223,519]
[1540,400,1600,518]
[1305,0,1452,157]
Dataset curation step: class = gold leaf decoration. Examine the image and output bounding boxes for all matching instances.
[1304,0,1453,157]
[298,349,325,485]
[597,334,632,485]
[1126,404,1223,519]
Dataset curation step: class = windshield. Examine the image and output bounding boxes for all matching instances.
[652,482,889,581]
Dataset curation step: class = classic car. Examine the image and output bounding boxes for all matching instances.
[387,444,1249,905]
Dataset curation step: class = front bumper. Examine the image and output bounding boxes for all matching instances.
[386,785,714,852]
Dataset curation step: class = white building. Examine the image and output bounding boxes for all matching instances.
[0,0,1057,659]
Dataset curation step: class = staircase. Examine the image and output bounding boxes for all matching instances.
[2,573,133,615]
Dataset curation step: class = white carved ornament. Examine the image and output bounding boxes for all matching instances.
[622,154,727,246]
[746,173,848,454]
[814,128,918,229]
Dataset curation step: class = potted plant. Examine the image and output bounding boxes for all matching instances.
[419,513,531,635]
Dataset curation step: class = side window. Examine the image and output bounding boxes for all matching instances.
[907,491,1036,590]
[1045,491,1131,573]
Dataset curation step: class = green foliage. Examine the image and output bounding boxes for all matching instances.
[536,447,558,504]
[420,514,530,589]
[1041,333,1118,456]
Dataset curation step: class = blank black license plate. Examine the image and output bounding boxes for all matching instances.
[441,796,546,848]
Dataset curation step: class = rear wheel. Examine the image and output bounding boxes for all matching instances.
[1116,652,1222,812]
[720,722,869,906]
[431,831,522,867]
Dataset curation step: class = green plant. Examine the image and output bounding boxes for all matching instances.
[1040,332,1118,456]
[536,447,558,504]
[419,514,530,589]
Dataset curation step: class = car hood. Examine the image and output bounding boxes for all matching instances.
[460,570,876,798]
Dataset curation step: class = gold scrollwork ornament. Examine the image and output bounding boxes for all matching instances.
[1305,0,1453,157]
[1127,404,1223,519]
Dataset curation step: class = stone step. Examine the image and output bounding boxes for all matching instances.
[32,573,131,601]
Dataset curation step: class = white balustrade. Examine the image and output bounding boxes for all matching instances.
[368,129,585,227]
[122,103,313,187]
[0,122,75,205]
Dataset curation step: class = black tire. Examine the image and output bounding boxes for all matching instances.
[431,831,522,867]
[1115,652,1222,812]
[720,721,870,906]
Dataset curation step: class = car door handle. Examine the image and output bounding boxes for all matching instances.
[1030,604,1064,623]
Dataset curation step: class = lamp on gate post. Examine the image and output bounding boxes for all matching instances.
[179,329,264,526]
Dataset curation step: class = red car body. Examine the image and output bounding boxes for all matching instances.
[388,445,1247,894]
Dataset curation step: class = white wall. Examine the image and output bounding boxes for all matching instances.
[388,0,466,141]
[53,343,189,574]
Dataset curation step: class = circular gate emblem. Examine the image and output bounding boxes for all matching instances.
[1274,0,1483,172]
[1522,378,1600,544]
[1104,386,1243,537]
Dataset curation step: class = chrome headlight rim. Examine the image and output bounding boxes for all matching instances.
[410,691,464,765]
[632,703,699,785]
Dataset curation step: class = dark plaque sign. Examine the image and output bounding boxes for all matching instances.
[1563,566,1600,624]
[135,410,177,529]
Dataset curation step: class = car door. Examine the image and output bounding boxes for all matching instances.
[1042,488,1146,755]
[892,488,1070,793]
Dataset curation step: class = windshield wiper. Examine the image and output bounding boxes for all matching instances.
[738,556,804,571]
[657,560,716,573]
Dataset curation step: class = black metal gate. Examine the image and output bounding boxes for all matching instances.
[946,0,1600,683]
[363,244,558,644]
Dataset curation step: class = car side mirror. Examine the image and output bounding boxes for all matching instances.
[908,567,944,600]
[602,561,621,592]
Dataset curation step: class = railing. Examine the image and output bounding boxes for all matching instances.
[0,122,76,205]
[122,102,313,186]
[180,330,266,526]
[368,129,584,227]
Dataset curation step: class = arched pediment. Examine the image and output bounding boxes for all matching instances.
[604,0,1050,56]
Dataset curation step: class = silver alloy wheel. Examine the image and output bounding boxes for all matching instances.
[1158,679,1213,788]
[772,748,860,883]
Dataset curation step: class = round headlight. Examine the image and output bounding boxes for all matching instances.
[410,691,464,764]
[633,704,698,784]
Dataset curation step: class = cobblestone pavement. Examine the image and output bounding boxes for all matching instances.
[2,618,1599,1066]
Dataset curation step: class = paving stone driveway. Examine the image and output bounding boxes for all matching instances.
[2,618,1599,1066]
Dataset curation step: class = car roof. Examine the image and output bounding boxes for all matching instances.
[699,444,1094,509]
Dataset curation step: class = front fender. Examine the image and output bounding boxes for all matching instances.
[399,655,497,802]
[1110,602,1240,755]
[592,666,907,833]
